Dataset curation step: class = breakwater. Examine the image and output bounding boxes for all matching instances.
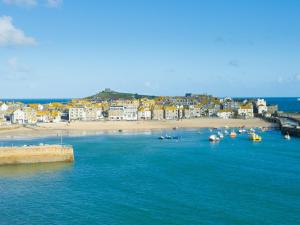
[0,145,74,165]
[264,115,300,137]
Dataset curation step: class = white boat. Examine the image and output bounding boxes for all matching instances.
[209,135,220,142]
[224,130,229,135]
[297,98,300,102]
[249,128,255,133]
[165,134,172,139]
[284,133,291,140]
[238,129,246,134]
[217,131,224,139]
[230,131,237,138]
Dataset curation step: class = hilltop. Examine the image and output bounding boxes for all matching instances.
[84,88,157,101]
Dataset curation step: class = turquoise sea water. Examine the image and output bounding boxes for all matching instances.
[0,129,299,225]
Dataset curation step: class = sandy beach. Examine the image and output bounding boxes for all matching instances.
[0,118,275,140]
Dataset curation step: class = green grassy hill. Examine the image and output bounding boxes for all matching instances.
[85,89,156,101]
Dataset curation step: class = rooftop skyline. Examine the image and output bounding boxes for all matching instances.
[1,0,300,98]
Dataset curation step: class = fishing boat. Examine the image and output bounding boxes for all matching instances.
[230,131,237,138]
[249,128,255,133]
[165,134,172,140]
[238,129,246,134]
[209,135,220,142]
[249,133,262,142]
[217,131,224,139]
[284,133,291,140]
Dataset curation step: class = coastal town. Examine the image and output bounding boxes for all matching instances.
[0,89,278,126]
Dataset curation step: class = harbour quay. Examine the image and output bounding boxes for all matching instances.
[0,145,74,165]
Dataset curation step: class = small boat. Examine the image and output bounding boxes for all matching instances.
[209,134,220,142]
[238,129,246,134]
[249,128,255,133]
[224,130,229,135]
[172,136,180,140]
[249,133,262,142]
[284,133,291,140]
[297,98,300,102]
[230,131,237,138]
[217,131,224,139]
[165,135,172,139]
[158,136,165,140]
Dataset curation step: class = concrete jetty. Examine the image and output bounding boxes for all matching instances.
[0,145,74,165]
[265,115,300,138]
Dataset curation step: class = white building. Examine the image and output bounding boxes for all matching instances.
[11,109,25,124]
[69,107,86,121]
[238,105,254,119]
[69,107,103,121]
[217,110,235,119]
[138,107,152,120]
[0,103,8,111]
[85,108,103,121]
[108,106,124,121]
[123,105,138,121]
[256,99,268,115]
[37,104,44,111]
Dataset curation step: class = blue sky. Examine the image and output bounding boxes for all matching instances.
[0,0,300,98]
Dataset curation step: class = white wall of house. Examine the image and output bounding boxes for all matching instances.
[138,110,151,120]
[0,103,8,111]
[108,106,124,121]
[12,109,25,124]
[217,111,235,119]
[165,110,178,120]
[238,108,254,118]
[123,106,138,121]
[69,108,86,121]
[256,99,268,115]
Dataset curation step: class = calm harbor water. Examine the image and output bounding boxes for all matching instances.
[0,129,299,225]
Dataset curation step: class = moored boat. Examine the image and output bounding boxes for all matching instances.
[209,135,220,142]
[217,131,224,139]
[284,133,291,140]
[165,134,172,139]
[249,133,262,142]
[230,131,237,138]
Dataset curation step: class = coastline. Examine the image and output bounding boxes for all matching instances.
[0,118,275,140]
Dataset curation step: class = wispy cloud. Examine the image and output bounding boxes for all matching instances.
[2,0,37,7]
[0,16,37,47]
[2,0,63,8]
[47,0,62,7]
[276,74,300,84]
[228,60,240,68]
[2,57,33,80]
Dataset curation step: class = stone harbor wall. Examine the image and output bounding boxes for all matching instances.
[0,145,74,165]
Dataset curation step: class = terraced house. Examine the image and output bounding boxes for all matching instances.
[151,105,164,120]
[138,106,152,120]
[164,106,179,120]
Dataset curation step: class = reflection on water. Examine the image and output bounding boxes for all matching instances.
[0,162,73,178]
